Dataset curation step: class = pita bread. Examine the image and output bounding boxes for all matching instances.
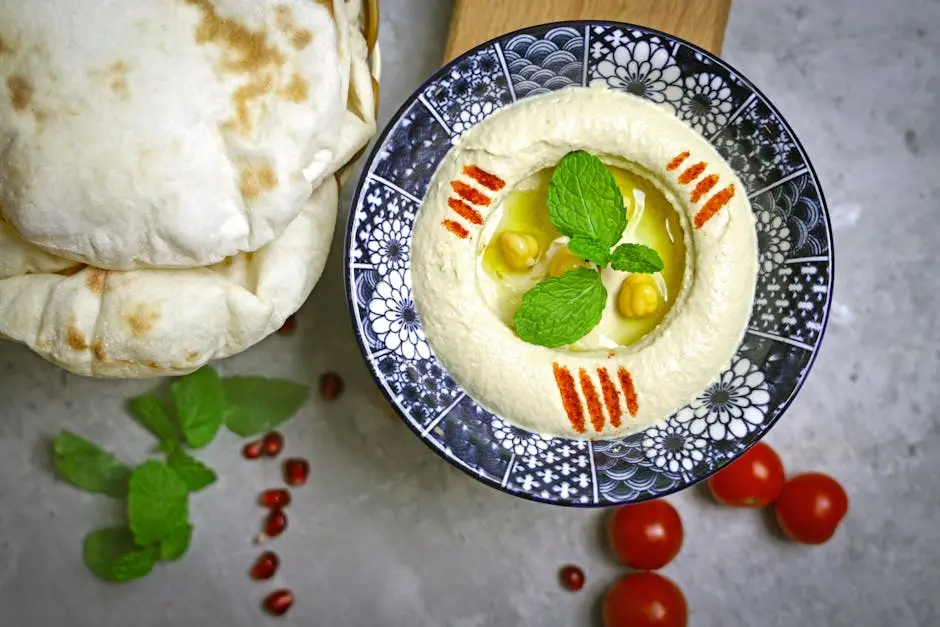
[0,177,338,377]
[0,0,350,269]
[0,0,379,377]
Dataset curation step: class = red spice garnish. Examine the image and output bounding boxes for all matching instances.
[678,162,707,185]
[597,368,622,428]
[243,440,264,460]
[447,197,484,225]
[262,431,284,457]
[450,180,491,206]
[694,184,736,229]
[579,368,605,433]
[259,488,292,509]
[559,564,585,592]
[690,173,720,203]
[283,458,310,487]
[250,551,280,580]
[442,219,469,239]
[553,363,585,433]
[262,589,294,616]
[462,165,506,191]
[617,367,639,418]
[320,372,344,400]
[666,151,690,171]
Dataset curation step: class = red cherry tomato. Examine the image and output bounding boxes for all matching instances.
[775,472,848,544]
[603,572,687,627]
[608,500,683,570]
[707,441,786,507]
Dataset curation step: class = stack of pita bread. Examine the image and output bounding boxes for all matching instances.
[0,0,379,377]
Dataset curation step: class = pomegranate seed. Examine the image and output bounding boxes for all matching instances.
[559,564,585,592]
[242,440,264,459]
[259,488,291,509]
[250,551,280,580]
[319,372,344,400]
[277,315,297,336]
[256,509,288,543]
[262,589,294,616]
[262,431,284,457]
[283,458,310,487]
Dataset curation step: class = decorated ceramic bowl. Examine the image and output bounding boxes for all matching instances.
[345,22,832,506]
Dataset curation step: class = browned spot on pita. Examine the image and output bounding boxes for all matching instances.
[127,303,160,338]
[185,0,285,74]
[223,75,273,135]
[186,351,200,363]
[107,61,130,99]
[6,75,32,112]
[315,0,335,18]
[290,30,312,50]
[66,321,88,351]
[92,341,106,362]
[245,251,255,263]
[278,73,308,103]
[147,362,163,370]
[274,5,293,30]
[85,269,107,294]
[239,164,278,199]
[0,36,14,56]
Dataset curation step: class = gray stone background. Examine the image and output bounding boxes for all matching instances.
[1,0,938,625]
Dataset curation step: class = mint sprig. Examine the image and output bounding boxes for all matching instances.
[167,449,217,493]
[611,243,665,273]
[83,527,160,582]
[547,150,627,247]
[160,523,193,561]
[223,377,310,436]
[52,366,311,583]
[567,236,611,266]
[53,431,131,498]
[128,461,190,546]
[513,152,665,347]
[513,268,608,347]
[171,366,226,449]
[128,395,178,453]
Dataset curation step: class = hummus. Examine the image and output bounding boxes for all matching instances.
[411,87,757,439]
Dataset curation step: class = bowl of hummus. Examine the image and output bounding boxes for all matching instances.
[346,22,833,505]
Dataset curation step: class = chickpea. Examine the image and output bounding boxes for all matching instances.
[549,247,588,277]
[618,274,661,318]
[498,231,540,270]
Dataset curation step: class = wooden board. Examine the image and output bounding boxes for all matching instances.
[444,0,731,61]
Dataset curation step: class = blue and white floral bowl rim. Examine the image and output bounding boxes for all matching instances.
[344,21,833,507]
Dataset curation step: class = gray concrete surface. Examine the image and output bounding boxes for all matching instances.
[1,0,938,625]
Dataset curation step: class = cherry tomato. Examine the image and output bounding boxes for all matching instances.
[775,472,848,544]
[603,572,687,627]
[608,500,683,570]
[707,441,786,507]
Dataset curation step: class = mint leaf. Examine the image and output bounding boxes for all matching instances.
[222,377,310,437]
[567,237,611,266]
[52,431,131,498]
[83,527,159,582]
[547,151,627,248]
[610,243,665,273]
[171,366,225,449]
[128,461,189,546]
[513,268,607,347]
[128,395,178,450]
[167,449,217,493]
[160,523,193,561]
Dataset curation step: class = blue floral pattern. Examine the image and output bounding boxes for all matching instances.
[346,22,833,506]
[504,27,585,97]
